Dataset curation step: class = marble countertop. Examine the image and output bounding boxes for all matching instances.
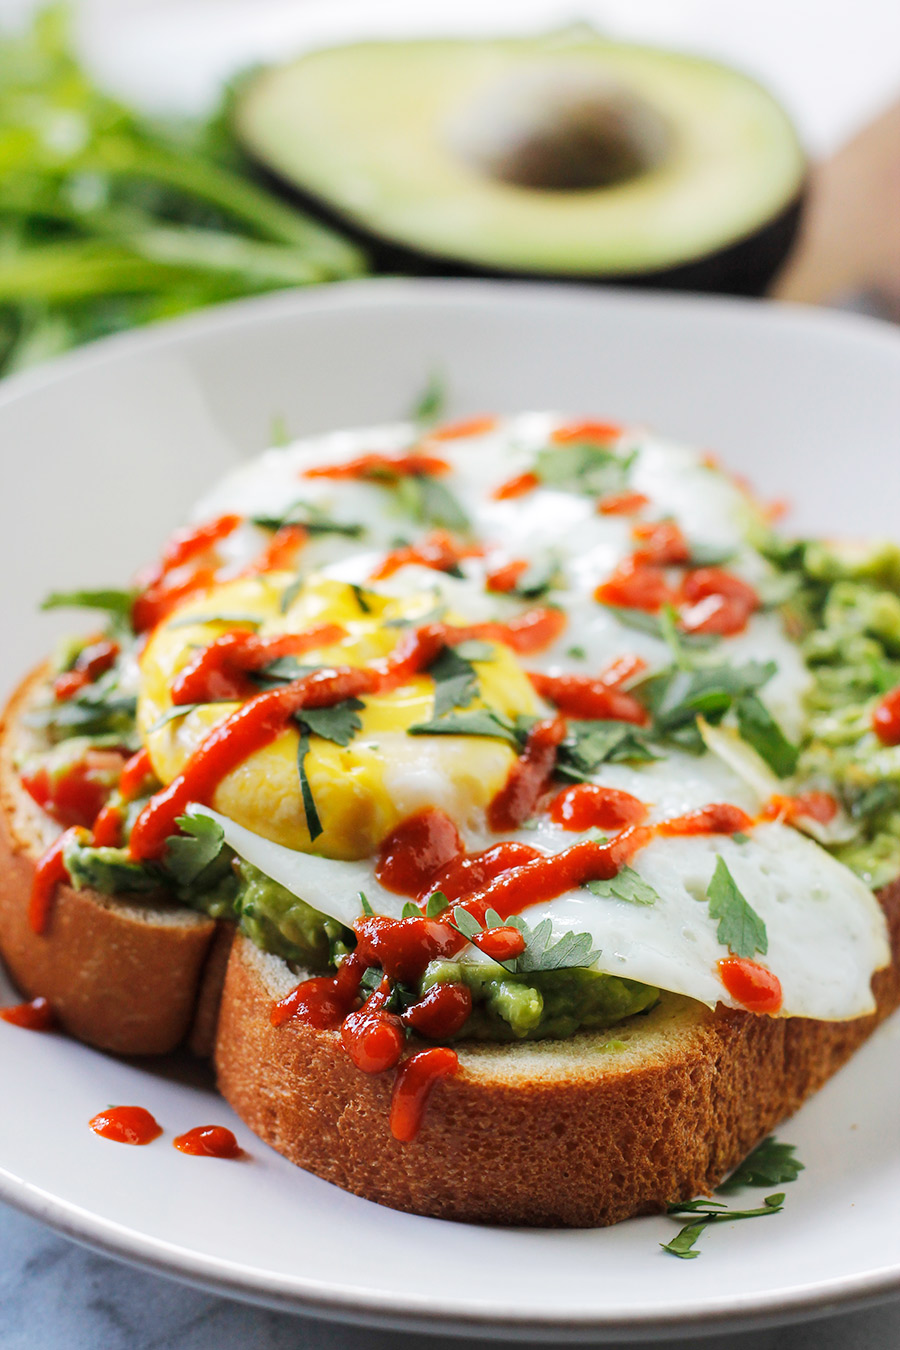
[1,1200,899,1349]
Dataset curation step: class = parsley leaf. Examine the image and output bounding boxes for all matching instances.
[718,1137,804,1192]
[408,708,519,745]
[707,856,767,958]
[295,697,365,747]
[534,443,633,497]
[586,866,659,906]
[165,813,227,887]
[428,645,479,719]
[296,731,322,841]
[735,693,799,778]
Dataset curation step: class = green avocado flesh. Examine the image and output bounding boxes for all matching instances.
[422,959,658,1040]
[235,35,805,277]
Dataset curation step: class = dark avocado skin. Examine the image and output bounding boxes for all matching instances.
[245,152,805,297]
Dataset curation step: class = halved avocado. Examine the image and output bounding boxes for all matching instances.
[235,34,806,295]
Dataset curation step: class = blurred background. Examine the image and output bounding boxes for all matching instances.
[0,0,898,382]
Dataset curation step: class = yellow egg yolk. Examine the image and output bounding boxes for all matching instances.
[137,573,539,859]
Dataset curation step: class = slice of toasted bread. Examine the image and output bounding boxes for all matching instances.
[214,880,900,1227]
[0,667,217,1055]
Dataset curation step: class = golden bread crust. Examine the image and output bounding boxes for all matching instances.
[214,884,900,1227]
[0,666,216,1055]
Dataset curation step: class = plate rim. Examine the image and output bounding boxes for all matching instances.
[2,276,900,1338]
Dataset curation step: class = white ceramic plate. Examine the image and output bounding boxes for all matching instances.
[2,280,900,1341]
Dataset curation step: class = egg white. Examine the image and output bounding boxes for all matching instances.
[176,415,888,1021]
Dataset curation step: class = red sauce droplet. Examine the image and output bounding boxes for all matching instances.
[764,791,838,825]
[474,925,527,962]
[303,451,450,481]
[371,530,483,581]
[241,524,307,577]
[21,749,127,829]
[341,1002,406,1073]
[91,801,122,847]
[173,1125,243,1158]
[428,841,542,908]
[354,914,461,984]
[402,982,472,1039]
[131,514,241,633]
[597,491,649,516]
[595,558,675,612]
[89,1106,162,1145]
[873,686,900,746]
[29,828,79,934]
[170,625,346,706]
[528,671,646,724]
[118,746,155,801]
[718,957,783,1014]
[453,828,652,920]
[488,714,567,831]
[1,996,54,1030]
[550,420,622,444]
[52,639,119,701]
[680,568,758,637]
[486,559,529,593]
[375,808,462,896]
[492,471,539,501]
[549,783,648,832]
[271,974,352,1030]
[389,1047,459,1142]
[632,520,690,566]
[425,416,496,442]
[657,803,753,837]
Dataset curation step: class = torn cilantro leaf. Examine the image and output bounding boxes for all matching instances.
[394,473,470,534]
[557,720,658,779]
[296,731,323,841]
[252,657,320,687]
[608,606,719,652]
[586,867,658,906]
[707,856,767,958]
[350,583,373,614]
[515,919,601,973]
[165,813,227,888]
[252,499,363,537]
[661,1194,785,1259]
[147,701,233,732]
[428,645,479,719]
[425,891,450,917]
[410,370,446,426]
[408,708,519,745]
[735,693,799,778]
[717,1138,804,1192]
[166,611,262,630]
[534,443,633,497]
[41,588,135,621]
[637,660,776,752]
[507,552,564,600]
[296,698,365,747]
[402,901,421,918]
